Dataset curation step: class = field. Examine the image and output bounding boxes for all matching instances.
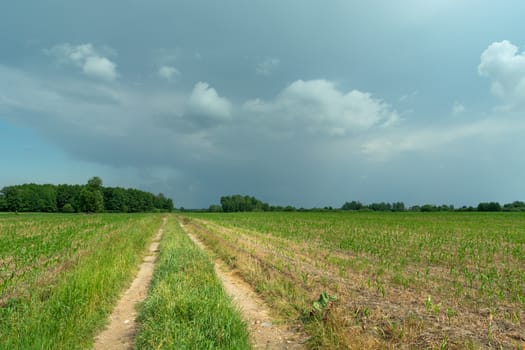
[0,213,251,350]
[1,211,523,349]
[0,213,163,349]
[181,211,525,349]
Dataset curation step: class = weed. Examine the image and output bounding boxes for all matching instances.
[446,307,456,320]
[425,295,433,312]
[440,335,448,349]
[310,292,337,320]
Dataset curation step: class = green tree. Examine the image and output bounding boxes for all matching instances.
[103,187,128,212]
[62,203,75,213]
[392,202,406,212]
[477,202,501,212]
[80,177,105,213]
[283,205,296,212]
[220,194,269,212]
[341,201,363,210]
[208,204,223,212]
[0,184,57,212]
[368,202,392,211]
[503,201,525,212]
[0,193,6,211]
[1,177,174,213]
[57,184,82,212]
[87,176,103,190]
[421,204,437,212]
[79,187,104,213]
[410,205,421,212]
[37,184,58,212]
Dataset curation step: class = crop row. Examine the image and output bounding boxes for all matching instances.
[188,212,524,303]
[0,213,163,349]
[183,212,525,349]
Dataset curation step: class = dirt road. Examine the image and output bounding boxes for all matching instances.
[180,221,306,349]
[92,217,166,350]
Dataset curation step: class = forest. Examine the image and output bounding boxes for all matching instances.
[0,176,173,213]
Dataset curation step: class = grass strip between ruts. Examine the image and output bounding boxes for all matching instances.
[135,216,250,349]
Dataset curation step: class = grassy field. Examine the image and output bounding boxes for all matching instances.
[181,211,525,349]
[2,211,523,349]
[135,217,250,349]
[0,213,163,349]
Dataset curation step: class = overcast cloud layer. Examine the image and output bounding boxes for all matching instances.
[1,1,525,207]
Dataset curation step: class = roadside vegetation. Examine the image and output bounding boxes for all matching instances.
[181,211,525,349]
[0,213,163,349]
[135,216,250,349]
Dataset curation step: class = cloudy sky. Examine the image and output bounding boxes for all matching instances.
[1,1,525,208]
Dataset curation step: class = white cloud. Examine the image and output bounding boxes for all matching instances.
[244,79,399,136]
[83,56,117,81]
[452,102,465,115]
[256,57,280,75]
[478,40,525,104]
[158,65,180,80]
[187,82,232,122]
[47,43,118,81]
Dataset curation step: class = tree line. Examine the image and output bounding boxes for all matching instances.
[341,200,525,212]
[0,177,173,213]
[208,195,295,213]
[205,195,525,213]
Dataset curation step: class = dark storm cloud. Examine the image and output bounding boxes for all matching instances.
[2,1,525,207]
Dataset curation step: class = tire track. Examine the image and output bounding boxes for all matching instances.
[92,216,166,350]
[179,220,306,349]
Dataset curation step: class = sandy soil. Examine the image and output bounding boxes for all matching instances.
[92,217,166,350]
[180,222,306,349]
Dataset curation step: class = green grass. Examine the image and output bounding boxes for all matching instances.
[182,211,525,349]
[185,211,525,304]
[135,216,250,350]
[0,213,163,350]
[4,211,522,348]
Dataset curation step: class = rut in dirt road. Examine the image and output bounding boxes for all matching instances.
[92,216,166,350]
[179,221,306,350]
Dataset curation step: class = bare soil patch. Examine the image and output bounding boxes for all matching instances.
[180,221,306,349]
[92,217,166,350]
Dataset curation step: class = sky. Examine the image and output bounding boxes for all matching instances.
[1,1,525,208]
